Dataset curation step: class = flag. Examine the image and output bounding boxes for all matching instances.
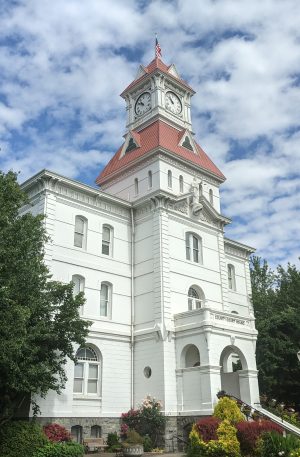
[155,37,162,59]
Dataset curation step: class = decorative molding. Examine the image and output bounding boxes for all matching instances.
[24,174,131,220]
[225,245,249,260]
[214,313,251,327]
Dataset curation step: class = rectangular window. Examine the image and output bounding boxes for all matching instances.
[88,364,98,394]
[100,284,109,316]
[193,235,199,263]
[186,233,190,260]
[102,226,111,255]
[74,217,85,248]
[73,363,84,393]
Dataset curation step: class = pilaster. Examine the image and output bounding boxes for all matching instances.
[217,231,229,312]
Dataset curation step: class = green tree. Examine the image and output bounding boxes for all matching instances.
[250,256,300,409]
[0,170,91,425]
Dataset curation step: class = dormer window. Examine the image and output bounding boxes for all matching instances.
[134,178,139,195]
[179,175,184,193]
[168,170,172,188]
[182,136,193,151]
[148,170,153,189]
[209,189,214,205]
[125,138,137,154]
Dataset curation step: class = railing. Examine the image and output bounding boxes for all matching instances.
[218,391,300,438]
[188,298,202,310]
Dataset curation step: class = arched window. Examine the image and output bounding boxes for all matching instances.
[73,347,101,396]
[100,282,112,318]
[102,225,113,256]
[179,175,184,193]
[134,178,139,195]
[74,216,87,249]
[91,425,102,438]
[228,264,236,291]
[71,425,83,443]
[181,344,201,368]
[72,275,85,316]
[185,232,203,263]
[168,170,172,188]
[188,286,205,310]
[148,170,153,189]
[209,189,214,205]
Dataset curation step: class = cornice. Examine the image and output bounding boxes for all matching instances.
[21,169,132,219]
[224,237,256,259]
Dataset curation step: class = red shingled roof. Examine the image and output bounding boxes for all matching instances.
[121,58,194,96]
[96,120,225,185]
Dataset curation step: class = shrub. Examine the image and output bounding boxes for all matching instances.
[0,420,48,457]
[213,397,245,424]
[123,429,144,445]
[195,417,221,442]
[188,420,241,457]
[107,432,120,448]
[290,449,300,457]
[43,423,71,442]
[187,424,207,457]
[257,431,300,457]
[143,435,153,452]
[33,441,84,457]
[121,396,166,445]
[214,419,241,457]
[236,419,283,455]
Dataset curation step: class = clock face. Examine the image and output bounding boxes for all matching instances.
[135,92,151,116]
[165,91,182,115]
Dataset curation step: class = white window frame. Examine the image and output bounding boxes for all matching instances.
[188,286,204,310]
[167,170,172,188]
[72,274,85,316]
[148,170,153,189]
[179,175,184,193]
[73,347,101,398]
[102,224,113,256]
[74,215,87,249]
[100,282,112,318]
[185,232,203,264]
[228,264,236,291]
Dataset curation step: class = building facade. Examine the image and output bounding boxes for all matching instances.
[22,56,260,444]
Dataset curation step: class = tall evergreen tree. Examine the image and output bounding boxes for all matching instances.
[0,171,90,425]
[250,256,300,409]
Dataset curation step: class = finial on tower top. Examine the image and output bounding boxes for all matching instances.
[155,33,162,59]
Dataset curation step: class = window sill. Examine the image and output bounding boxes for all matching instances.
[73,395,102,401]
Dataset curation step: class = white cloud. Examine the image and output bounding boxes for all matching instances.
[0,0,299,267]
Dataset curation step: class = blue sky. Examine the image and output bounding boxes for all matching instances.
[0,0,299,267]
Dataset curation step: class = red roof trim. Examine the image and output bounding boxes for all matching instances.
[95,120,225,185]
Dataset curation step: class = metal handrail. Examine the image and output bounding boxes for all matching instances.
[217,391,300,436]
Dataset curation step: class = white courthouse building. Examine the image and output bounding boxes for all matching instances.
[22,56,260,443]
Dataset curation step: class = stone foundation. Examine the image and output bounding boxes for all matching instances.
[36,414,209,450]
[36,416,120,441]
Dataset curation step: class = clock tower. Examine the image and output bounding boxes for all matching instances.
[121,58,195,132]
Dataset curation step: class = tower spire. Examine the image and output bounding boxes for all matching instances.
[155,33,162,59]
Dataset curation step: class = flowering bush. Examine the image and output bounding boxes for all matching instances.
[213,397,245,424]
[43,423,71,442]
[236,419,283,455]
[121,396,166,446]
[257,431,300,457]
[194,417,221,442]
